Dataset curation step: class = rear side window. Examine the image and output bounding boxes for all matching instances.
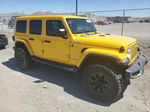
[46,20,65,36]
[30,20,42,35]
[16,20,27,33]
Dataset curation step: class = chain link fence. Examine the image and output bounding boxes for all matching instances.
[0,8,150,40]
[0,16,14,33]
[78,8,150,41]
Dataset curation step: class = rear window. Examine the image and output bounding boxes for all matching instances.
[30,20,42,35]
[16,20,27,33]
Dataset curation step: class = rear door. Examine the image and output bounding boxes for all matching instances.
[15,20,28,42]
[28,20,44,57]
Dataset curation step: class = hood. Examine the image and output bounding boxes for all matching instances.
[74,34,137,49]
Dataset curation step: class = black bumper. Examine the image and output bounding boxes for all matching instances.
[126,54,148,79]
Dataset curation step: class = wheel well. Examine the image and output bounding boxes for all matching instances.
[80,54,123,69]
[15,42,28,53]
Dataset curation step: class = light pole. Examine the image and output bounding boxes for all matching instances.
[121,10,125,35]
[76,0,78,16]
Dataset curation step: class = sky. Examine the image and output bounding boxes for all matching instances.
[0,0,150,15]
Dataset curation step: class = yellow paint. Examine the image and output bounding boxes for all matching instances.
[15,15,138,67]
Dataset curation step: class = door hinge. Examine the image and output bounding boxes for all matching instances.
[41,49,44,53]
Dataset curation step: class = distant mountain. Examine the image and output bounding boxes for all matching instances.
[31,11,56,15]
[0,12,25,16]
[0,11,74,17]
[31,11,76,16]
[0,11,56,16]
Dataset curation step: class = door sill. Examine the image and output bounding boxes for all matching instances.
[31,56,78,72]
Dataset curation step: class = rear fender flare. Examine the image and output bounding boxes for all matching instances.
[15,39,34,55]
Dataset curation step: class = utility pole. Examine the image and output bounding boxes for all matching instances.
[76,0,78,16]
[121,10,125,35]
[22,10,24,15]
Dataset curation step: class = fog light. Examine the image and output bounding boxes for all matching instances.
[118,58,130,64]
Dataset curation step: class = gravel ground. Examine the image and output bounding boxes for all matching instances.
[0,23,150,112]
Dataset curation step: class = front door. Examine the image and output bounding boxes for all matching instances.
[43,19,70,64]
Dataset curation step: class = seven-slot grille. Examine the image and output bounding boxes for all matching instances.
[130,43,138,60]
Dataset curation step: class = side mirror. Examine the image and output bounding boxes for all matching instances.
[59,29,67,39]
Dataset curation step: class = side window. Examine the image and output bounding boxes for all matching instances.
[30,20,42,35]
[16,20,27,33]
[46,20,65,36]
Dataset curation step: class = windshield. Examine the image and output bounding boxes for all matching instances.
[66,18,97,34]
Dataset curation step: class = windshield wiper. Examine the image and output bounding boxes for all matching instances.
[83,30,98,35]
[75,30,96,34]
[75,31,85,34]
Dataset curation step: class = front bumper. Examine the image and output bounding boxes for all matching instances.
[126,54,148,79]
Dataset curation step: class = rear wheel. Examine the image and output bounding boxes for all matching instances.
[82,64,122,103]
[15,48,32,70]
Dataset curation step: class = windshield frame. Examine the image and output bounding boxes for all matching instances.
[66,18,97,34]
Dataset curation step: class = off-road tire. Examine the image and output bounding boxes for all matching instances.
[82,64,122,103]
[15,47,32,70]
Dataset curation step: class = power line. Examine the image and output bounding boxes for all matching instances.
[80,8,150,13]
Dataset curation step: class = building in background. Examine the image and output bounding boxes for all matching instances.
[106,16,131,23]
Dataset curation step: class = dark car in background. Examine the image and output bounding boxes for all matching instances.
[94,21,109,25]
[0,34,8,48]
[144,19,150,23]
[139,19,150,23]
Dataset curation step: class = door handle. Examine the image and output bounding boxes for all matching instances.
[44,40,51,43]
[29,38,34,40]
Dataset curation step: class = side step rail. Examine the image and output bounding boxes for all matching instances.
[31,56,78,72]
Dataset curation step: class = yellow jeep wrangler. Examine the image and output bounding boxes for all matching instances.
[14,15,148,103]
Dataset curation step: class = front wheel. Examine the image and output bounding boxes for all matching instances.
[15,48,32,70]
[82,64,122,103]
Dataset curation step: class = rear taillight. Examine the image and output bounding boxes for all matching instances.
[0,36,6,39]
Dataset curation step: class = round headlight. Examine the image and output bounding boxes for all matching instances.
[126,48,131,58]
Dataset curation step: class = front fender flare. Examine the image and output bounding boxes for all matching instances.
[77,48,126,67]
